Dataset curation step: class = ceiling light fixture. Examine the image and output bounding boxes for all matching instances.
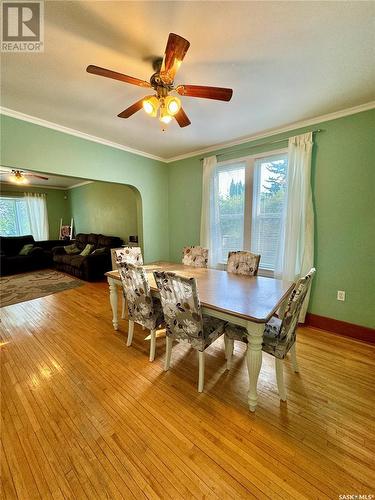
[159,104,173,124]
[142,95,159,117]
[142,95,181,125]
[10,171,29,184]
[165,96,181,116]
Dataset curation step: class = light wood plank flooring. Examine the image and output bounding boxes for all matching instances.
[1,280,374,499]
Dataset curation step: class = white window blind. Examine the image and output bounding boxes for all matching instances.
[251,154,288,271]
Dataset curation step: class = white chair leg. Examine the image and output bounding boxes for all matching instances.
[275,358,287,401]
[127,320,134,347]
[164,336,172,371]
[198,351,205,393]
[225,337,234,370]
[149,329,156,362]
[290,343,299,373]
[224,334,228,359]
[121,295,126,320]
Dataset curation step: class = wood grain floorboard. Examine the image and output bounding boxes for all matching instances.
[1,281,374,499]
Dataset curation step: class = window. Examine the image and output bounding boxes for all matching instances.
[0,197,31,236]
[213,150,288,272]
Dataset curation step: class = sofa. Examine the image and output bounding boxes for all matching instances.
[52,233,123,281]
[0,235,72,277]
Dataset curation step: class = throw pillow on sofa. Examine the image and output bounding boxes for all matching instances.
[19,244,34,255]
[91,247,106,255]
[80,243,95,256]
[64,244,80,255]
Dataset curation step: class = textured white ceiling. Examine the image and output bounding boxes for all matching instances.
[2,1,374,159]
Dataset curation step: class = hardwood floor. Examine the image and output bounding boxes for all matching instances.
[1,280,374,499]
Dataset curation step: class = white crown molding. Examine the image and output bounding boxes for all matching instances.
[0,107,165,163]
[164,100,375,162]
[1,101,374,164]
[68,180,94,190]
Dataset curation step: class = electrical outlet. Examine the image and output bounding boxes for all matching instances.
[337,290,346,301]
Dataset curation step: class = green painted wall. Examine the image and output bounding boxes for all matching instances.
[69,182,140,244]
[0,115,169,263]
[2,110,374,328]
[168,109,375,329]
[0,183,71,239]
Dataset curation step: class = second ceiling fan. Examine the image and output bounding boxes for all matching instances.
[87,33,233,128]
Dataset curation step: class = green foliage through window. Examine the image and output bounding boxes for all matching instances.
[0,197,31,236]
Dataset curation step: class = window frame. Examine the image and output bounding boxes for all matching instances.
[216,148,288,277]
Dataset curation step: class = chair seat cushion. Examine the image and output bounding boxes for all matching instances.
[53,254,86,268]
[225,316,291,359]
[172,315,225,352]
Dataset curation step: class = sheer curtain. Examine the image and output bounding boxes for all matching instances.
[200,155,220,267]
[24,193,49,240]
[275,132,314,320]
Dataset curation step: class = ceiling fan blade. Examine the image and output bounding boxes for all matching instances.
[176,85,233,101]
[160,33,190,85]
[87,65,151,88]
[29,174,49,180]
[174,108,191,128]
[117,99,145,119]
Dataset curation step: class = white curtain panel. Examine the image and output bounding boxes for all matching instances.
[200,155,219,267]
[275,132,314,321]
[24,193,49,240]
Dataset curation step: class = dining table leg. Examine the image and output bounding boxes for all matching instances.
[108,276,119,331]
[246,322,265,412]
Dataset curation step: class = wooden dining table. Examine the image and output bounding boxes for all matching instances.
[105,262,294,412]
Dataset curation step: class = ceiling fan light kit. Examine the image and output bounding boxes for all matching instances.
[10,170,29,184]
[86,33,233,129]
[0,168,49,183]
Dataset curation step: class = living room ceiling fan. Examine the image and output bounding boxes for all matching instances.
[0,168,49,184]
[86,33,233,128]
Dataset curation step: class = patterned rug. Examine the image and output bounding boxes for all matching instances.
[0,269,84,307]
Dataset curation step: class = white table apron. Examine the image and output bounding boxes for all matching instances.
[107,275,265,412]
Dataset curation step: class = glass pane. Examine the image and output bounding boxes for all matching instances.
[0,198,18,236]
[217,164,245,262]
[251,154,288,270]
[0,197,31,236]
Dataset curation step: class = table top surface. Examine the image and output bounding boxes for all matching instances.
[106,262,294,324]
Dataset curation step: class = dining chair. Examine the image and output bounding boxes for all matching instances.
[118,262,164,362]
[227,251,261,276]
[182,246,209,268]
[224,268,316,401]
[154,271,226,392]
[115,247,143,320]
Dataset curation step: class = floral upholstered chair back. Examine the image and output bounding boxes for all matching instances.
[118,262,158,329]
[154,271,204,345]
[227,251,261,276]
[115,247,143,266]
[182,246,208,268]
[275,268,316,357]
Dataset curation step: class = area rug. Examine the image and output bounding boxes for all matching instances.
[0,269,84,307]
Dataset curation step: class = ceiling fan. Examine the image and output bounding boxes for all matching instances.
[86,33,233,128]
[0,168,49,184]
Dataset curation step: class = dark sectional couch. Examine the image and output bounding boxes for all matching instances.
[0,235,71,277]
[52,233,122,281]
